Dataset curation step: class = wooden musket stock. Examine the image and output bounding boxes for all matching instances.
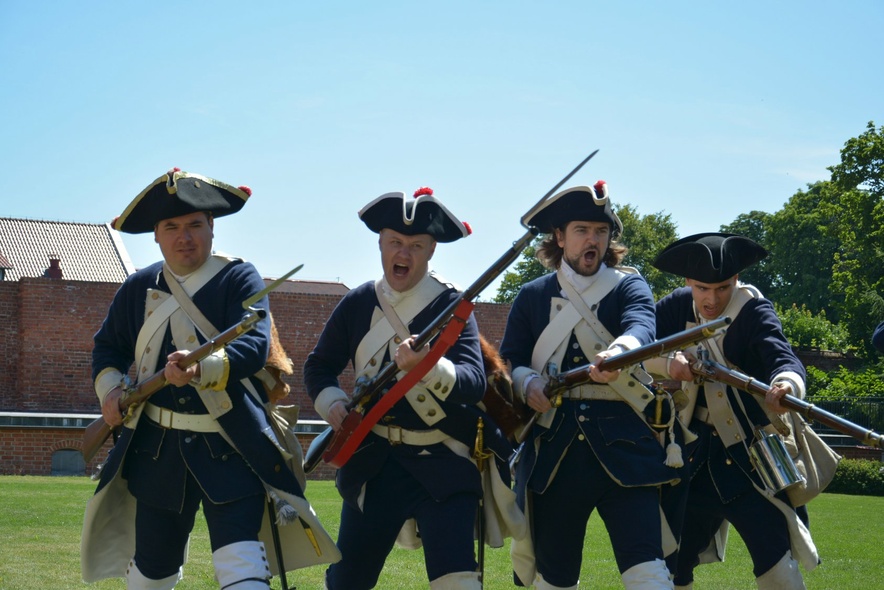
[691,358,884,449]
[81,309,267,462]
[516,316,732,442]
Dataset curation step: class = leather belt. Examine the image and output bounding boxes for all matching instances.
[371,424,449,446]
[562,384,621,401]
[144,403,222,432]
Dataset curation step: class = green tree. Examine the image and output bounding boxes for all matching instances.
[764,182,842,317]
[827,121,884,357]
[776,303,849,351]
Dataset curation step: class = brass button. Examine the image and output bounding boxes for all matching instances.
[394,336,402,344]
[417,394,426,402]
[151,292,159,300]
[194,180,201,188]
[556,304,562,311]
[734,434,741,441]
[591,304,598,311]
[187,335,196,343]
[726,458,733,465]
[726,419,734,425]
[147,310,153,317]
[628,381,635,387]
[577,434,585,441]
[370,358,377,366]
[434,383,441,390]
[578,415,586,422]
[594,343,603,351]
[642,393,650,400]
[717,391,724,397]
[274,464,281,472]
[573,356,581,363]
[441,386,449,394]
[221,401,231,409]
[141,367,147,373]
[428,409,437,417]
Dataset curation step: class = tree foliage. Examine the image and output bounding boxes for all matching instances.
[827,121,884,357]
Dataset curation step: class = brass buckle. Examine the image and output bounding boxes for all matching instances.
[386,425,403,446]
[157,407,174,429]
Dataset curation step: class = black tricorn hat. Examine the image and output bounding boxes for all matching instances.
[652,232,768,283]
[111,168,251,234]
[525,181,623,237]
[358,187,471,243]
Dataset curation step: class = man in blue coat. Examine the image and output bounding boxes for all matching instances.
[501,182,681,589]
[648,233,817,590]
[304,187,515,590]
[81,169,338,589]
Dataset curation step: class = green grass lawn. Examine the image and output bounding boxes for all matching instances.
[0,476,880,589]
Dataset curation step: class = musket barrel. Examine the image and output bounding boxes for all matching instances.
[692,359,884,449]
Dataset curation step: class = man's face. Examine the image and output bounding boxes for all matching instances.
[686,275,738,320]
[379,229,436,293]
[154,211,214,275]
[556,220,611,277]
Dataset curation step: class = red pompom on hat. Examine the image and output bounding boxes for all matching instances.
[462,221,473,235]
[238,185,252,196]
[413,187,434,198]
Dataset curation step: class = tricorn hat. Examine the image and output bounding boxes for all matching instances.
[111,168,251,234]
[652,232,768,283]
[358,187,471,243]
[525,181,623,237]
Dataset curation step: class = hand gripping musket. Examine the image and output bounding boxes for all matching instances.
[691,354,884,449]
[81,264,303,463]
[515,316,732,443]
[302,150,601,474]
[81,308,266,461]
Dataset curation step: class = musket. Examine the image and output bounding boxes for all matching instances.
[303,150,601,474]
[691,355,884,449]
[473,417,492,587]
[82,264,303,463]
[81,308,267,462]
[516,316,732,443]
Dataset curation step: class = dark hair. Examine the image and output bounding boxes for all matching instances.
[535,226,628,270]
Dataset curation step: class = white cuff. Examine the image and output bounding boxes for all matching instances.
[773,370,806,399]
[611,335,641,352]
[94,368,125,405]
[197,349,229,391]
[511,366,540,404]
[315,386,349,421]
[421,357,457,400]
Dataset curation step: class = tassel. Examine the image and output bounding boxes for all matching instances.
[662,394,683,468]
[268,490,298,525]
[665,442,684,468]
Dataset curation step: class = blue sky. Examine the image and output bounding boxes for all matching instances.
[2,1,881,298]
